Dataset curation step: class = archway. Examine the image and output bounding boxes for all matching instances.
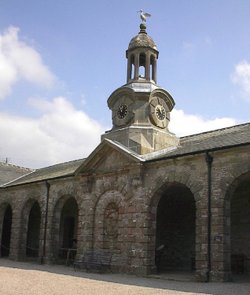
[155,183,196,273]
[230,172,250,274]
[26,201,41,257]
[1,205,12,257]
[57,197,78,261]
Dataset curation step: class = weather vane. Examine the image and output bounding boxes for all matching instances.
[137,9,151,24]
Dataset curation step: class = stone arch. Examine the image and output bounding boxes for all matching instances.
[26,201,41,257]
[103,202,119,250]
[93,190,128,272]
[0,203,12,257]
[149,180,197,273]
[20,199,42,260]
[52,195,79,261]
[93,190,125,251]
[225,170,250,275]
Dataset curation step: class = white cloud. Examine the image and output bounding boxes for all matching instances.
[0,100,238,168]
[0,97,105,168]
[0,26,55,100]
[169,109,237,137]
[232,60,250,101]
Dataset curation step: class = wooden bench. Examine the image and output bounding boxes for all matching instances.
[74,250,112,273]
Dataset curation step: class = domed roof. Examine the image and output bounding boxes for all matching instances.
[128,24,158,51]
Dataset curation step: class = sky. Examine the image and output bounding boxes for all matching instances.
[0,0,250,168]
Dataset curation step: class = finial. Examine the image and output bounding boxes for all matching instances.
[140,23,147,33]
[137,9,151,24]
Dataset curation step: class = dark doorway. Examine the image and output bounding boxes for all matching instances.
[1,205,12,257]
[58,198,78,260]
[231,174,250,274]
[26,202,41,257]
[156,184,195,272]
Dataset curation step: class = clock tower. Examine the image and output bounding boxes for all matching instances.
[102,22,179,154]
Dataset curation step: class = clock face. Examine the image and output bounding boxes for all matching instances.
[149,97,170,128]
[117,104,128,119]
[155,105,166,121]
[112,95,134,127]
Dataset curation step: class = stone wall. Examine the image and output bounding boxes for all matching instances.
[0,145,250,281]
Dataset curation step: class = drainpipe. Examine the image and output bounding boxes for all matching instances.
[205,152,213,281]
[41,181,50,264]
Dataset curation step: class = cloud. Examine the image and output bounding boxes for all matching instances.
[0,97,106,168]
[169,109,237,137]
[232,60,250,101]
[0,26,55,100]
[0,99,238,168]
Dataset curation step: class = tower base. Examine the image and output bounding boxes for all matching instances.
[102,126,179,155]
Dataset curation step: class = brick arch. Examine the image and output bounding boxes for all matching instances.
[94,176,132,202]
[93,190,125,250]
[224,166,250,201]
[149,173,201,210]
[0,202,12,257]
[51,195,79,261]
[147,179,198,274]
[19,198,42,260]
[223,169,250,275]
[0,202,12,227]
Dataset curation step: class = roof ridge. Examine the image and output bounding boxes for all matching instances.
[180,122,250,140]
[35,158,86,171]
[1,170,35,187]
[0,161,33,171]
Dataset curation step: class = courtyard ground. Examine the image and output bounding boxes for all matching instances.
[0,259,250,295]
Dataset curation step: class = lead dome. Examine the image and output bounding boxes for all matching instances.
[128,24,158,51]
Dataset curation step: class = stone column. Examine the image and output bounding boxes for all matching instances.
[153,57,157,83]
[127,54,132,82]
[134,53,139,80]
[145,53,150,80]
[9,207,22,260]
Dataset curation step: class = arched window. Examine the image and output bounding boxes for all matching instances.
[139,53,146,79]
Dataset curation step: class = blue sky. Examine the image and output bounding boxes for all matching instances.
[0,1,250,168]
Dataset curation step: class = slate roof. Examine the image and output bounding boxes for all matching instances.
[1,122,250,188]
[1,158,85,188]
[0,162,32,186]
[144,122,250,161]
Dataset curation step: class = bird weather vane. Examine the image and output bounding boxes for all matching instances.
[137,9,151,24]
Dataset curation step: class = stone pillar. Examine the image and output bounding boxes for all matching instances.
[127,54,131,82]
[9,208,22,260]
[153,57,157,83]
[210,193,232,281]
[194,193,210,282]
[134,53,139,80]
[145,53,150,80]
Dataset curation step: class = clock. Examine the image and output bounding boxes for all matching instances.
[149,97,170,128]
[117,104,128,119]
[155,105,166,121]
[112,95,134,126]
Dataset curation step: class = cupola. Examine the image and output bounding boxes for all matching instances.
[102,19,179,155]
[126,23,158,84]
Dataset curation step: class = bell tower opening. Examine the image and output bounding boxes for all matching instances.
[139,53,146,79]
[126,23,158,84]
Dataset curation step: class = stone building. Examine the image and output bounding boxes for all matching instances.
[0,161,32,186]
[0,22,250,282]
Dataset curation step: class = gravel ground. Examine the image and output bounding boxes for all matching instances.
[0,259,250,295]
